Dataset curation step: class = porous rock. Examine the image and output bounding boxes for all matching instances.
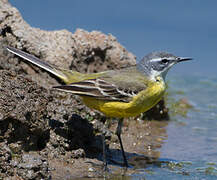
[0,0,168,179]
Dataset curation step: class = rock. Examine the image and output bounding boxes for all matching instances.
[0,0,169,179]
[71,149,85,159]
[71,29,136,73]
[142,99,169,121]
[0,70,50,151]
[16,153,50,179]
[0,1,136,88]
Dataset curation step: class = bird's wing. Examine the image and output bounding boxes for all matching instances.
[7,46,148,102]
[53,79,133,102]
[53,68,148,102]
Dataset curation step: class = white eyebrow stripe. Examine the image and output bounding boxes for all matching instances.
[150,58,162,62]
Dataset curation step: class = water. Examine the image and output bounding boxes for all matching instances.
[162,75,217,161]
[106,74,217,180]
[145,74,217,179]
[6,2,217,178]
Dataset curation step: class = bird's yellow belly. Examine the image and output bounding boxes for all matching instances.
[81,81,166,118]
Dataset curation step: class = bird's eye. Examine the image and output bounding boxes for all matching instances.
[161,59,169,64]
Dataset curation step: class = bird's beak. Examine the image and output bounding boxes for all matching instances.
[177,57,193,63]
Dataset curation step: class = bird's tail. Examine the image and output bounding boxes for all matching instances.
[6,46,87,84]
[7,46,106,84]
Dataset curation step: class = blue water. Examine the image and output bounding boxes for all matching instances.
[94,74,217,180]
[139,74,217,179]
[7,2,217,178]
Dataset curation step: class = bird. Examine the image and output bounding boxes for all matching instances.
[6,46,192,167]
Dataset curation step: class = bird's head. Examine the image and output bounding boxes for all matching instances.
[137,51,192,80]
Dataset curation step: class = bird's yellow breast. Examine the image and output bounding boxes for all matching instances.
[81,77,166,118]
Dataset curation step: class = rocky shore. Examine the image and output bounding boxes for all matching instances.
[0,1,169,179]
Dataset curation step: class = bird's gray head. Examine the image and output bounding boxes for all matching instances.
[137,51,192,80]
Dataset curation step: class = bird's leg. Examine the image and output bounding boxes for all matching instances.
[115,118,128,167]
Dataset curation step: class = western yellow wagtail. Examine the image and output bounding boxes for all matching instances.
[6,46,192,167]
